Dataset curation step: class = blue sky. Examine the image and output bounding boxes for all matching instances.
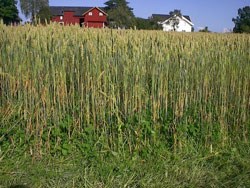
[19,0,250,32]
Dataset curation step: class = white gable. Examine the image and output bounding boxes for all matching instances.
[160,15,194,32]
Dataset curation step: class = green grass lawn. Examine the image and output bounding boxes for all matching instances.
[1,143,250,188]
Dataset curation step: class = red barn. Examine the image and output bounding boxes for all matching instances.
[50,6,107,28]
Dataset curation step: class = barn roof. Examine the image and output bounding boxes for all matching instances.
[151,14,192,22]
[82,7,107,16]
[50,6,106,17]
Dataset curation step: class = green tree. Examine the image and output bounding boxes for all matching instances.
[36,5,51,24]
[169,9,182,17]
[148,16,166,30]
[232,6,250,33]
[199,26,211,32]
[135,18,152,30]
[0,0,20,24]
[20,0,49,20]
[168,9,182,31]
[104,0,136,28]
[135,17,162,30]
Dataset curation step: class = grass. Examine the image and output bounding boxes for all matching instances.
[1,143,250,187]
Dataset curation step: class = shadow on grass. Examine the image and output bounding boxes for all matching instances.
[8,185,30,188]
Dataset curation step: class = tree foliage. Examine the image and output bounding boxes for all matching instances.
[104,0,136,28]
[20,0,49,20]
[136,17,162,30]
[169,9,182,17]
[136,17,159,30]
[36,5,51,24]
[168,9,182,31]
[0,0,20,24]
[135,18,150,30]
[199,26,211,33]
[232,6,250,33]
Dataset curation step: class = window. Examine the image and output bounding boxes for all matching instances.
[99,12,103,16]
[88,12,92,16]
[60,16,63,20]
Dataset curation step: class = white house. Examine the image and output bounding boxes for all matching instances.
[151,14,194,32]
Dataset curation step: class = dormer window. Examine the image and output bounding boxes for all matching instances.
[88,12,92,16]
[99,12,103,16]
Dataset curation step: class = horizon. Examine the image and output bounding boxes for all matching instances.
[18,0,250,32]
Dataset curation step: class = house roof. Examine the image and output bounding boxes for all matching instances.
[151,14,192,22]
[49,6,106,17]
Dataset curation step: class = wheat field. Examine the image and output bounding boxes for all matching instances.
[0,23,249,157]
